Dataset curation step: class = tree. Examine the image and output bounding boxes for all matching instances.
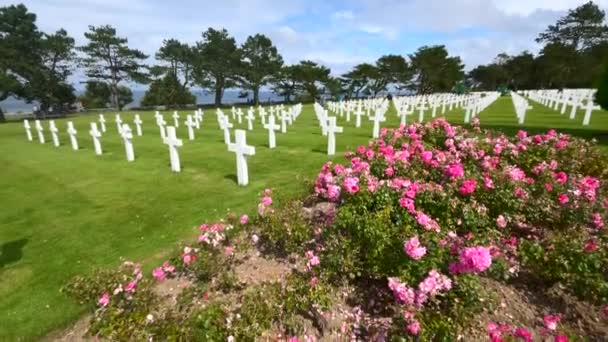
[117,86,133,110]
[238,34,283,105]
[375,54,411,92]
[0,4,42,121]
[324,76,343,100]
[468,64,508,91]
[536,1,608,51]
[79,25,148,110]
[597,67,608,110]
[155,38,195,88]
[141,72,196,108]
[33,29,76,116]
[536,42,581,88]
[193,28,241,106]
[292,60,330,100]
[409,45,464,94]
[271,65,299,103]
[342,64,371,98]
[80,81,111,108]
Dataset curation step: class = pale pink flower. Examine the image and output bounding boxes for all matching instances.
[544,314,561,331]
[152,267,165,281]
[404,236,427,260]
[224,246,235,256]
[125,280,137,293]
[98,292,110,307]
[240,214,249,225]
[261,196,272,205]
[407,320,421,335]
[496,215,507,228]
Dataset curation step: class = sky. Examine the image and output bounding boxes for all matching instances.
[4,0,608,77]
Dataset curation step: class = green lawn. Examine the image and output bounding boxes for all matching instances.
[0,96,607,340]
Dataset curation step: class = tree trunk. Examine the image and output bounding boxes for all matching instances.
[110,83,119,110]
[215,78,223,107]
[253,86,260,106]
[0,107,5,122]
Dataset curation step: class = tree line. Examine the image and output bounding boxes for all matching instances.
[1,2,608,122]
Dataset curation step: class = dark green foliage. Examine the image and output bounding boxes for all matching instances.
[79,25,148,109]
[291,60,330,100]
[409,45,465,94]
[192,28,241,106]
[597,67,608,110]
[141,72,196,108]
[238,34,283,105]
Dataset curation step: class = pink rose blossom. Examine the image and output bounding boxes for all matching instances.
[239,214,248,225]
[459,179,477,195]
[496,215,507,228]
[445,163,465,180]
[407,321,421,335]
[125,280,137,293]
[98,292,110,307]
[152,267,165,281]
[543,314,561,331]
[343,177,360,194]
[558,193,569,205]
[404,236,427,260]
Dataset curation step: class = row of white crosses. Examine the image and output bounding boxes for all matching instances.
[24,119,80,150]
[523,88,600,126]
[511,92,533,125]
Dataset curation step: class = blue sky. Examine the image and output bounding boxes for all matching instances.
[5,0,608,76]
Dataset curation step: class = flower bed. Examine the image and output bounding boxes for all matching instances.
[63,119,608,341]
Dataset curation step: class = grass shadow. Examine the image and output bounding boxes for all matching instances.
[0,238,28,269]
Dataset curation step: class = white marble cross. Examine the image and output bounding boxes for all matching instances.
[417,99,427,123]
[263,114,280,149]
[228,129,256,186]
[185,114,196,140]
[583,96,600,126]
[236,108,244,124]
[280,111,287,133]
[120,123,135,162]
[134,114,143,136]
[115,114,123,133]
[259,108,267,126]
[194,110,203,129]
[23,120,33,141]
[246,108,255,131]
[99,114,107,133]
[172,111,180,128]
[326,117,343,156]
[156,115,167,139]
[370,110,386,139]
[354,104,364,128]
[220,115,233,145]
[49,120,60,147]
[35,120,45,144]
[67,121,79,150]
[89,122,103,155]
[163,126,183,172]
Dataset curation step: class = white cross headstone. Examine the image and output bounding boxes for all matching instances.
[417,99,427,123]
[326,117,343,156]
[134,114,143,136]
[263,114,280,149]
[156,115,167,139]
[354,104,364,128]
[583,97,600,126]
[120,124,135,162]
[370,110,385,139]
[228,129,256,186]
[185,115,196,140]
[236,108,243,124]
[23,120,33,141]
[259,108,267,126]
[220,115,233,145]
[172,111,180,128]
[89,122,103,155]
[163,126,183,172]
[49,120,60,147]
[67,121,79,150]
[35,120,45,144]
[99,114,107,133]
[115,114,123,133]
[280,111,287,133]
[246,108,255,131]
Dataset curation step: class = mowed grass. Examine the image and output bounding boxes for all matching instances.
[0,96,607,340]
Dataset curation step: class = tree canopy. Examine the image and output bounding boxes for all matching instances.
[79,25,148,109]
[238,34,283,105]
[409,45,465,94]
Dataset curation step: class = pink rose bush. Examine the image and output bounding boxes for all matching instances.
[312,119,608,338]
